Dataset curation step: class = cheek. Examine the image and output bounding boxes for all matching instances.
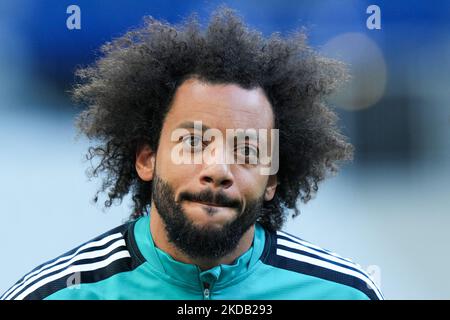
[234,168,269,200]
[156,136,200,179]
[155,140,180,175]
[154,146,199,189]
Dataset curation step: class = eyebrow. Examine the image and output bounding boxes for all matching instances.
[176,121,211,131]
[176,121,259,142]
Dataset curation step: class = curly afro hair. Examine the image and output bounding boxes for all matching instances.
[73,6,353,232]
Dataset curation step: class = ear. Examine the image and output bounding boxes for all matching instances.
[264,175,278,201]
[135,144,156,181]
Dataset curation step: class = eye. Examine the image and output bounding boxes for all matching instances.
[181,134,203,152]
[236,145,259,162]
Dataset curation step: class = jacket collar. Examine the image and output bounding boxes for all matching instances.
[133,214,266,289]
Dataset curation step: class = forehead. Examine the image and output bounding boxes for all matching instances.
[164,78,274,130]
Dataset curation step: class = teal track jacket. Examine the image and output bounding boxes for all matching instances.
[1,215,383,300]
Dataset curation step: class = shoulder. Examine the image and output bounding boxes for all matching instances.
[0,220,143,300]
[260,229,384,300]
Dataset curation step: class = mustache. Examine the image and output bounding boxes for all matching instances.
[178,189,242,210]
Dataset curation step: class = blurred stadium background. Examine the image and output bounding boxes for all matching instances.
[1,0,449,299]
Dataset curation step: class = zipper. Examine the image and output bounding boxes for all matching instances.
[203,282,211,300]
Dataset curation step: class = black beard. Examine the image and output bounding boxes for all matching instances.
[151,174,264,260]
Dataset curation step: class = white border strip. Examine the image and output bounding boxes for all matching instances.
[1,232,123,300]
[277,248,383,300]
[4,238,126,300]
[14,251,131,300]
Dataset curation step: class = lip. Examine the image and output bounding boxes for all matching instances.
[188,200,228,208]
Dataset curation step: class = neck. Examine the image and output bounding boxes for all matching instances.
[149,202,255,271]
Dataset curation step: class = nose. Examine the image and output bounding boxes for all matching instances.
[200,163,234,189]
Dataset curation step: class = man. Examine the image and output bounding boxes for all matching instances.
[1,7,383,300]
